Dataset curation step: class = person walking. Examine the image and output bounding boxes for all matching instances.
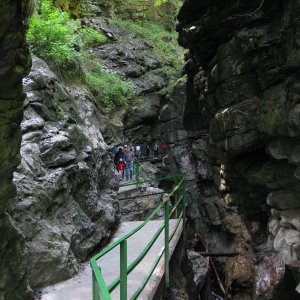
[161,142,167,154]
[117,158,126,178]
[124,146,134,181]
[135,145,141,161]
[114,147,125,178]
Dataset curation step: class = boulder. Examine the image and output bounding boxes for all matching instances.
[274,228,300,267]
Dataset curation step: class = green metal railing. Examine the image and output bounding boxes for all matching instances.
[90,173,187,300]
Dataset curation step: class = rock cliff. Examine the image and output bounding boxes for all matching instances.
[11,56,119,290]
[78,16,183,144]
[177,0,300,298]
[85,0,178,30]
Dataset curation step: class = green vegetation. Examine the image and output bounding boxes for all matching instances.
[27,0,76,63]
[110,19,183,82]
[85,71,132,109]
[78,27,107,48]
[110,19,184,99]
[27,0,183,111]
[27,0,131,111]
[155,0,183,8]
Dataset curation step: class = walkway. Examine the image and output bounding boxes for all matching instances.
[40,220,182,300]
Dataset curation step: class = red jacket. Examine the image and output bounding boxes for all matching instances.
[117,161,126,170]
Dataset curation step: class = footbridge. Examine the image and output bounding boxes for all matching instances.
[91,173,187,300]
[40,165,187,300]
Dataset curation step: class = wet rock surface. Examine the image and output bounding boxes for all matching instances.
[177,0,300,298]
[11,57,119,290]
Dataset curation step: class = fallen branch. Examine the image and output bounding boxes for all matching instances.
[210,257,226,295]
[193,233,226,295]
[198,252,238,257]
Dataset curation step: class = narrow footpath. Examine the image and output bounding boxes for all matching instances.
[40,220,182,300]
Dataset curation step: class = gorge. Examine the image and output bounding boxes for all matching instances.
[0,0,300,299]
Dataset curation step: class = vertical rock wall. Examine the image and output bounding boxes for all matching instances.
[177,0,300,298]
[159,80,219,233]
[11,57,118,290]
[86,0,178,30]
[0,0,32,299]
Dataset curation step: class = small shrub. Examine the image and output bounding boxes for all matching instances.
[85,71,133,109]
[27,0,77,64]
[27,0,132,110]
[78,27,107,48]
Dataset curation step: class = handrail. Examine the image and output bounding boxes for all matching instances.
[92,177,184,260]
[118,191,164,202]
[120,172,186,187]
[91,173,187,300]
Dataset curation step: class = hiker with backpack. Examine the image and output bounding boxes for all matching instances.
[114,147,125,178]
[124,146,134,181]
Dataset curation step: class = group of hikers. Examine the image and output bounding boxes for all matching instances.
[113,145,135,181]
[112,142,168,181]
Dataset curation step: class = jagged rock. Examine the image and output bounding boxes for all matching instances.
[269,218,281,237]
[254,248,285,298]
[274,228,300,268]
[177,0,300,296]
[11,56,119,290]
[268,138,300,164]
[267,187,300,209]
[124,94,161,129]
[246,159,298,189]
[186,250,208,297]
[271,209,300,232]
[159,79,215,236]
[21,117,45,133]
[210,98,264,154]
[296,283,300,294]
[39,134,77,168]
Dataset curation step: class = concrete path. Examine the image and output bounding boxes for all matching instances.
[40,219,182,300]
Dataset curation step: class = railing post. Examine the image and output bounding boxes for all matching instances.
[183,177,187,249]
[164,200,170,288]
[135,160,140,184]
[120,240,128,300]
[174,176,178,218]
[92,271,101,300]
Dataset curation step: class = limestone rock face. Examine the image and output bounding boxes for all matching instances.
[87,0,177,29]
[11,57,118,290]
[159,80,219,233]
[177,0,300,297]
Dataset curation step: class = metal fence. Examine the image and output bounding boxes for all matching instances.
[90,173,187,300]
